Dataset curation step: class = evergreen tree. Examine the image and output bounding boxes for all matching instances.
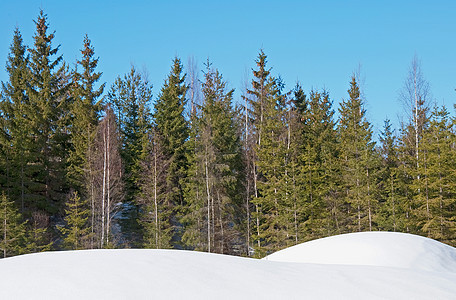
[26,10,70,215]
[338,76,379,232]
[0,28,30,213]
[58,191,91,250]
[182,61,244,254]
[153,57,188,247]
[107,66,152,245]
[0,193,27,258]
[419,106,456,244]
[246,51,290,256]
[377,119,406,232]
[68,34,104,195]
[69,35,104,247]
[299,88,339,240]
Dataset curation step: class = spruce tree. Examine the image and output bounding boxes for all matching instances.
[153,57,188,246]
[377,119,409,232]
[0,193,27,258]
[26,10,70,215]
[58,191,91,250]
[107,66,152,245]
[0,28,30,213]
[68,34,104,195]
[182,61,244,254]
[419,106,456,244]
[338,76,379,232]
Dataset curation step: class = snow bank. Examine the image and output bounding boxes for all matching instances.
[265,231,456,273]
[0,232,455,299]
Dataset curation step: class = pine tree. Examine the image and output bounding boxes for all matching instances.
[59,191,91,250]
[153,57,188,247]
[338,76,379,232]
[0,193,27,258]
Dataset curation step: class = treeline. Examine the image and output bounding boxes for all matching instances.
[1,11,455,258]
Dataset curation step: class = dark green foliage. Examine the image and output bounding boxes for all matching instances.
[26,10,70,215]
[0,194,27,258]
[153,57,188,247]
[68,34,104,195]
[59,191,91,250]
[338,76,379,232]
[182,61,244,254]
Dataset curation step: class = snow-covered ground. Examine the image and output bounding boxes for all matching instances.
[1,232,455,299]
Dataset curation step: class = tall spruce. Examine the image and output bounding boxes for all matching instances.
[338,76,378,232]
[182,61,244,254]
[153,57,188,247]
[107,66,152,245]
[247,51,290,256]
[0,28,31,213]
[299,88,339,240]
[26,10,70,216]
[419,106,456,244]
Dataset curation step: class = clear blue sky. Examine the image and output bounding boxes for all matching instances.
[1,0,455,137]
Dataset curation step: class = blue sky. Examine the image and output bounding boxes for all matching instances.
[1,0,455,137]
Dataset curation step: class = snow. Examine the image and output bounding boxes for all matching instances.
[1,232,455,299]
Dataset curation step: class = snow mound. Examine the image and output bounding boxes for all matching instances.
[265,231,456,272]
[0,232,456,299]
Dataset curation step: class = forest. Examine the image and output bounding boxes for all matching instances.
[0,10,455,258]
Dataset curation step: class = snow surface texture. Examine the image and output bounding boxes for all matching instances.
[1,232,455,299]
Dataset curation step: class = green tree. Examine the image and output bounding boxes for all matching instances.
[419,106,456,245]
[26,10,70,215]
[0,193,27,258]
[182,62,244,254]
[59,191,91,250]
[299,88,340,240]
[69,35,104,247]
[153,57,188,246]
[338,76,379,232]
[0,28,31,213]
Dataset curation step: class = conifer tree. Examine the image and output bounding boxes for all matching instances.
[246,51,290,256]
[59,191,91,250]
[182,61,244,254]
[0,193,27,258]
[299,88,340,239]
[338,76,379,232]
[418,106,456,244]
[107,67,152,245]
[377,119,405,232]
[26,10,70,215]
[153,57,188,246]
[68,34,104,195]
[0,28,30,212]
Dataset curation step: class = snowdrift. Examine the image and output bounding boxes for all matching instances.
[265,231,456,272]
[0,232,455,299]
